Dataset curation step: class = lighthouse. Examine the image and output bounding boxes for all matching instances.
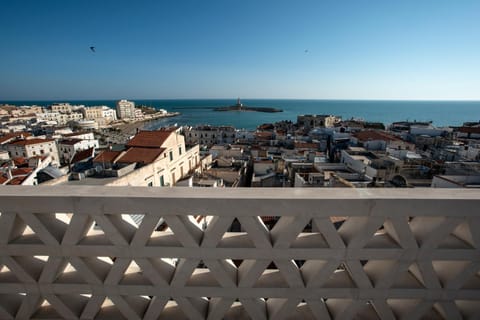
[236,98,243,108]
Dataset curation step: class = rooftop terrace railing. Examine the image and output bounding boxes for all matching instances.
[0,186,479,319]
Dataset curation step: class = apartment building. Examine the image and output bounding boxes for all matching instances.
[89,129,200,187]
[116,99,136,119]
[81,106,117,126]
[6,138,60,165]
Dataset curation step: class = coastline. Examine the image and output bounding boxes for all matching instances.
[111,112,179,133]
[99,112,179,145]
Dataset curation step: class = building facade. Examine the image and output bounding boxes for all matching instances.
[116,99,136,119]
[92,129,201,187]
[6,138,60,165]
[82,106,117,125]
[297,114,342,130]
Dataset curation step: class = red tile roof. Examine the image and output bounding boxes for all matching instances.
[126,130,174,148]
[93,150,122,163]
[353,130,401,142]
[71,147,95,163]
[7,176,27,185]
[295,142,319,149]
[458,127,480,134]
[0,132,31,144]
[255,132,274,139]
[116,147,165,165]
[0,167,34,185]
[11,168,33,175]
[10,138,55,146]
[12,157,27,166]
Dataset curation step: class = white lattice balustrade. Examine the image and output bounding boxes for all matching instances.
[0,186,479,319]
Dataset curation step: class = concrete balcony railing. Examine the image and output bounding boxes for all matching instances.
[0,186,479,319]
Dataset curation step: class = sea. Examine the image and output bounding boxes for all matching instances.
[3,99,480,130]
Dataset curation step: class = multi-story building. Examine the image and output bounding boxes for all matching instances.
[116,99,136,119]
[58,138,99,165]
[81,106,117,125]
[351,130,414,151]
[184,125,236,146]
[87,129,200,187]
[297,114,341,130]
[36,112,84,125]
[50,103,74,114]
[101,106,117,122]
[9,105,43,117]
[6,138,60,165]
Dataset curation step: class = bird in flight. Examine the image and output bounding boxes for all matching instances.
[89,46,96,53]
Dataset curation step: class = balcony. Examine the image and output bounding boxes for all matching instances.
[0,186,479,319]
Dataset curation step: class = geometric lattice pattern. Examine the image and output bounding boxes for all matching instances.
[1,186,480,319]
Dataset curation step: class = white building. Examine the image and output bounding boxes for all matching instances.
[51,103,74,114]
[297,114,341,129]
[37,112,83,125]
[6,138,60,165]
[101,106,117,122]
[81,106,117,126]
[88,129,200,187]
[58,138,99,165]
[184,125,236,146]
[235,129,256,143]
[457,144,480,161]
[431,175,480,188]
[116,99,136,119]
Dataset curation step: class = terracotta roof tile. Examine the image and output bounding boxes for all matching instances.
[12,157,27,166]
[295,142,319,149]
[10,138,55,146]
[11,168,33,175]
[93,150,122,163]
[71,147,95,163]
[7,176,27,185]
[353,130,401,142]
[0,132,31,144]
[116,147,165,165]
[126,130,174,148]
[458,127,480,134]
[255,132,274,138]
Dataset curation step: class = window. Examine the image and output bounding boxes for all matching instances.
[179,146,182,155]
[160,175,165,186]
[169,151,173,161]
[147,181,153,187]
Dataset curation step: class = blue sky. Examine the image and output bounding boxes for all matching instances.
[1,0,479,100]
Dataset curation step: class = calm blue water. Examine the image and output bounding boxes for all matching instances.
[4,99,480,130]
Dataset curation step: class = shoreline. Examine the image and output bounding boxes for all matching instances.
[111,112,179,135]
[98,112,179,145]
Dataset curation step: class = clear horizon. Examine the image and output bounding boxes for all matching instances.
[1,0,480,100]
[3,98,480,103]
